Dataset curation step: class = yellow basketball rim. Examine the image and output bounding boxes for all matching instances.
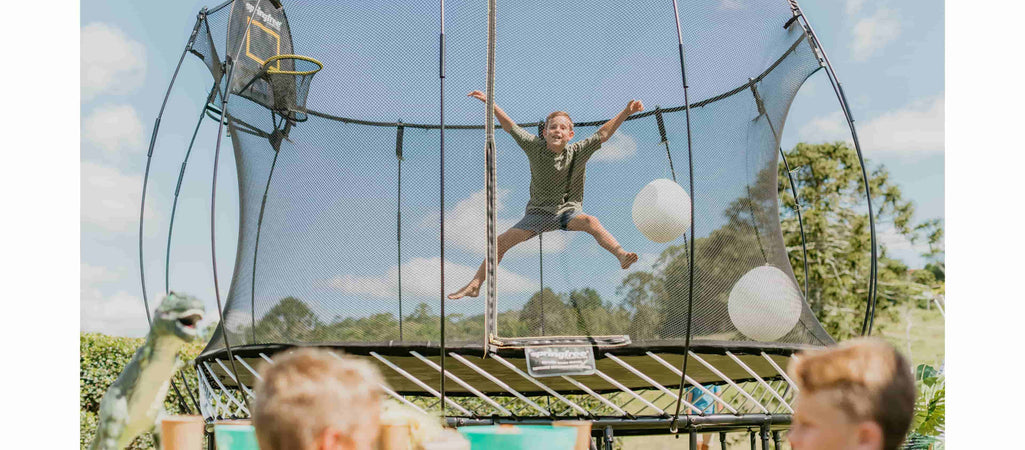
[263,54,323,76]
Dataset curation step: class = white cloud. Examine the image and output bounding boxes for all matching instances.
[592,132,637,162]
[860,97,944,155]
[878,225,929,255]
[81,288,150,337]
[82,104,145,162]
[325,257,537,298]
[81,263,119,287]
[845,0,866,16]
[795,97,944,157]
[80,262,149,336]
[81,23,147,101]
[796,111,848,145]
[851,9,901,61]
[81,161,158,232]
[426,188,572,257]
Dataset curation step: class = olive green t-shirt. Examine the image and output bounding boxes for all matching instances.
[507,123,603,214]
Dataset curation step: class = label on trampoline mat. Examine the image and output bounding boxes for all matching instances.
[525,345,595,378]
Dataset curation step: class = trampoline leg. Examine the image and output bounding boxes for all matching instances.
[773,430,782,449]
[689,429,697,449]
[760,424,770,450]
[603,425,614,450]
[719,432,728,450]
[749,429,756,450]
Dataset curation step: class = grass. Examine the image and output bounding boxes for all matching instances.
[875,304,945,370]
[619,305,945,449]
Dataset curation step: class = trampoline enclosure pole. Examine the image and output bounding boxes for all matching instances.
[138,13,203,416]
[439,0,448,412]
[669,0,698,432]
[790,0,878,335]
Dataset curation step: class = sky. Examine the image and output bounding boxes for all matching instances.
[80,0,945,337]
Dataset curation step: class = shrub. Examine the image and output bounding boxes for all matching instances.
[80,333,206,449]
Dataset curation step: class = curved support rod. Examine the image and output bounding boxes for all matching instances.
[137,14,204,415]
[140,12,202,329]
[790,1,878,335]
[166,83,219,294]
[668,0,698,433]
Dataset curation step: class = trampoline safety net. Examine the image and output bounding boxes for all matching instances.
[194,0,835,359]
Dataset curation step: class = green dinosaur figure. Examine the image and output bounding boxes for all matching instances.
[89,292,205,450]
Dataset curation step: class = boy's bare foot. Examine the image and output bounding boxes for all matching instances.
[447,281,481,300]
[618,251,638,270]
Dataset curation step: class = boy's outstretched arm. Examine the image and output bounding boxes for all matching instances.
[597,100,644,143]
[468,90,518,134]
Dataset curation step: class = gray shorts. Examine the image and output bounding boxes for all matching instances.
[512,208,581,233]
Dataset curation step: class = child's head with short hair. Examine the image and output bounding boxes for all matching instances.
[543,111,575,149]
[787,338,915,450]
[253,348,386,450]
[545,111,573,129]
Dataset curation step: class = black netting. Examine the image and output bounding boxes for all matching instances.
[189,13,222,81]
[203,0,834,355]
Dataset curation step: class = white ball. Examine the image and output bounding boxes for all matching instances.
[631,178,692,243]
[728,265,803,341]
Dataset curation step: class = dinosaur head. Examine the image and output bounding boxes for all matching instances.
[152,292,206,342]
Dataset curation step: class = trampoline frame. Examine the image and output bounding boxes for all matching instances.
[195,342,802,441]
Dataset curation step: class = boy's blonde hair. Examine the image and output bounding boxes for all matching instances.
[788,338,915,450]
[545,111,573,130]
[253,348,386,450]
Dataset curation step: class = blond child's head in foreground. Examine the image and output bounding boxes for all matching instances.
[253,348,385,450]
[787,338,915,450]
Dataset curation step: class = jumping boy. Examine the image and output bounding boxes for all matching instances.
[448,90,641,300]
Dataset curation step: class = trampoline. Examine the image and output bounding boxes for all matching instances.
[138,0,878,445]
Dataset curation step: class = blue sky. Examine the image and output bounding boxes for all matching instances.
[81,0,944,337]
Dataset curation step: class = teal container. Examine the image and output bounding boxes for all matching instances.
[458,425,577,450]
[214,424,259,450]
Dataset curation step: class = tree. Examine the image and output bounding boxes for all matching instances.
[520,288,569,335]
[569,288,603,310]
[254,296,320,342]
[778,142,944,338]
[617,271,664,340]
[616,141,945,342]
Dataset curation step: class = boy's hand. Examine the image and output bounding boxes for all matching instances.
[468,90,487,103]
[627,100,644,114]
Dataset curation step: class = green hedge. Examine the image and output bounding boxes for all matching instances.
[80,333,206,449]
